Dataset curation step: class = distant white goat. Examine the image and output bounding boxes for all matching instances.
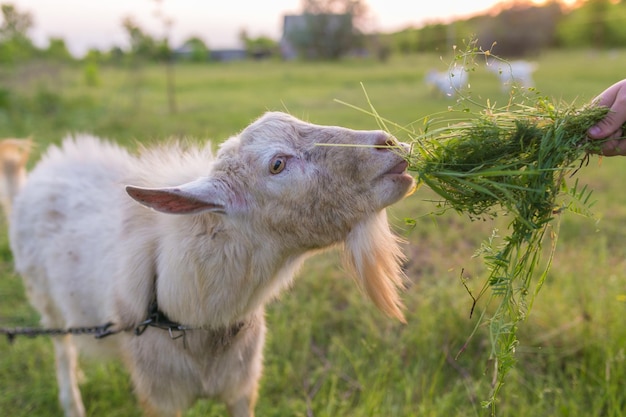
[0,112,415,417]
[424,66,468,98]
[486,59,538,91]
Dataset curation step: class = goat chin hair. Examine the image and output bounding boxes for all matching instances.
[342,210,407,323]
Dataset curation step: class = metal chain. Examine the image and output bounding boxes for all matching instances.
[0,303,191,345]
[1,299,244,346]
[0,322,118,344]
[0,273,196,344]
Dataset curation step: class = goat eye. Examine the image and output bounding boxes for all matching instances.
[269,156,286,174]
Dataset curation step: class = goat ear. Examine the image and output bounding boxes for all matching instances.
[126,178,227,215]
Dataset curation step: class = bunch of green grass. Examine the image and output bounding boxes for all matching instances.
[338,66,613,413]
[409,98,608,411]
[411,102,605,220]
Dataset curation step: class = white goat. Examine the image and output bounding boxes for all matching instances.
[486,59,538,91]
[424,66,468,98]
[0,112,415,417]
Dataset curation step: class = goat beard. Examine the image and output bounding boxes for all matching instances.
[342,210,407,323]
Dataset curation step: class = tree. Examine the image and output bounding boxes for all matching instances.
[44,37,72,61]
[180,36,209,62]
[152,0,176,114]
[121,16,152,112]
[302,0,369,31]
[121,2,177,115]
[472,3,563,57]
[239,29,277,59]
[286,0,368,60]
[588,0,611,47]
[0,3,32,41]
[556,0,626,49]
[83,49,101,87]
[0,3,35,63]
[122,16,158,59]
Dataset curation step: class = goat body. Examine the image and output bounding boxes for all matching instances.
[424,66,468,98]
[486,59,538,91]
[0,112,415,417]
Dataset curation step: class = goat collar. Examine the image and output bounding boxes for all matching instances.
[134,287,245,345]
[134,301,189,336]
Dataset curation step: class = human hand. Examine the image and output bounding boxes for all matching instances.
[587,79,626,156]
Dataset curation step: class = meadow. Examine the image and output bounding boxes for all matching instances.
[0,49,625,416]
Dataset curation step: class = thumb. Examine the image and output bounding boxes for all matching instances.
[588,110,622,139]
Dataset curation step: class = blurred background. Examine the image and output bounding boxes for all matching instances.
[1,1,625,416]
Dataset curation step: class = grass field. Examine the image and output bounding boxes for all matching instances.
[1,49,625,416]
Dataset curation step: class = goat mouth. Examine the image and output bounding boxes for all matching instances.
[385,160,409,175]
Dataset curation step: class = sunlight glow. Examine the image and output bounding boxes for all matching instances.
[12,0,585,57]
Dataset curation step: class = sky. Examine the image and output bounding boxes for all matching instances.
[9,0,565,57]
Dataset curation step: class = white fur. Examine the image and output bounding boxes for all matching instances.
[486,59,538,91]
[424,66,468,98]
[0,112,415,417]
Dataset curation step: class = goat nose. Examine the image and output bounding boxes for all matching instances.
[373,132,405,153]
[373,132,396,151]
